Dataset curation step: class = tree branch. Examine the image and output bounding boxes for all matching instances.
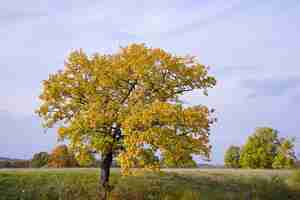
[120,80,137,104]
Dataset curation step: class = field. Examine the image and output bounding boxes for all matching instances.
[0,168,300,200]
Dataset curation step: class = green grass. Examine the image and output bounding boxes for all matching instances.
[0,168,299,200]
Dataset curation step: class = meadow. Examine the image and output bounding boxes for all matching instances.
[0,168,300,200]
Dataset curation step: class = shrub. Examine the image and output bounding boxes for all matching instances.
[31,152,50,168]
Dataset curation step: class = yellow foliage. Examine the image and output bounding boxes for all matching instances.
[36,43,216,174]
[48,145,78,168]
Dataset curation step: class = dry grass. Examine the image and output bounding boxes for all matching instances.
[0,168,299,200]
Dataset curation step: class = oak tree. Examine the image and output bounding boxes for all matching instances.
[36,44,216,193]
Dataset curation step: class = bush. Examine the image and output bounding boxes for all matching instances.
[31,152,50,168]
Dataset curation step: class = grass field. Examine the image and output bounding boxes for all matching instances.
[0,168,300,200]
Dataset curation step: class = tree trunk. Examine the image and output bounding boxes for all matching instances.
[99,150,113,200]
[100,151,113,187]
[99,126,121,199]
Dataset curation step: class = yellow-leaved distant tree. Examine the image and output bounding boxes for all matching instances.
[48,145,78,168]
[36,44,216,195]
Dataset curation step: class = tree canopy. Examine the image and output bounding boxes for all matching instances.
[36,44,216,182]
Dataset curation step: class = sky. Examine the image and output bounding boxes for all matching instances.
[0,0,300,164]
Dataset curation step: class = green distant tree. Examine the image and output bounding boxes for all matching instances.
[224,146,240,168]
[31,152,50,168]
[239,127,296,169]
[240,127,278,169]
[272,138,296,169]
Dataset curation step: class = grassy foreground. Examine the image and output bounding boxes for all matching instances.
[0,168,300,200]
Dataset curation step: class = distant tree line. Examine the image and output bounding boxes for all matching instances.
[224,127,298,169]
[34,145,198,168]
[0,160,30,168]
[0,145,99,168]
[1,144,200,169]
[1,127,298,169]
[30,145,105,168]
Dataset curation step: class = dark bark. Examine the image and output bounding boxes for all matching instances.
[99,150,113,200]
[99,126,122,200]
[100,151,113,187]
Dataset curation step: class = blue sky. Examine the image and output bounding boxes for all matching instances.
[0,0,299,164]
